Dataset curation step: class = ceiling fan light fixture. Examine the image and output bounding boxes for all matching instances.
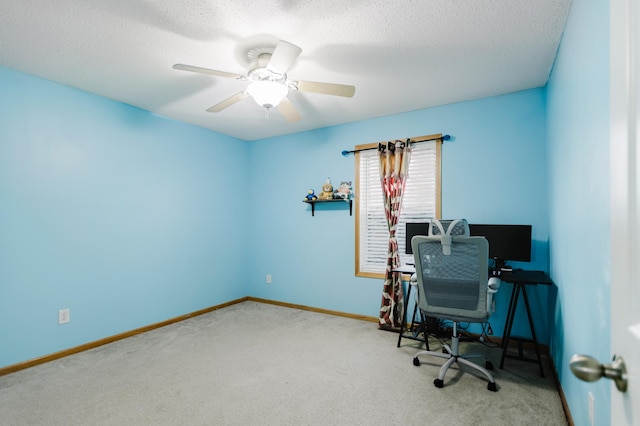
[174,39,354,121]
[246,81,288,108]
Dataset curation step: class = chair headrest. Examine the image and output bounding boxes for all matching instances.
[428,219,470,255]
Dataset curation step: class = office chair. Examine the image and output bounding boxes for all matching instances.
[411,219,498,392]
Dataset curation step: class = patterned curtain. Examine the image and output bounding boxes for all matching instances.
[378,139,412,329]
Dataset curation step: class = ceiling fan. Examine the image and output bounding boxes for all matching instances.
[173,40,355,122]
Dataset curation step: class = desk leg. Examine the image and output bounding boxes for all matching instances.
[499,283,545,378]
[521,285,545,378]
[501,283,519,349]
[397,283,412,347]
[396,283,428,349]
[499,284,520,369]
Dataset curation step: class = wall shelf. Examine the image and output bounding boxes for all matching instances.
[303,199,353,216]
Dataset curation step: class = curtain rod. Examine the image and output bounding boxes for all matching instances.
[341,134,450,156]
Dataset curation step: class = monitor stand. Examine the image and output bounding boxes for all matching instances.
[493,258,512,273]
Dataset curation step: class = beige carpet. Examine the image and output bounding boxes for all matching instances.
[0,301,568,425]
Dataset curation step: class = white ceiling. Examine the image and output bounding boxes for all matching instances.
[0,0,572,141]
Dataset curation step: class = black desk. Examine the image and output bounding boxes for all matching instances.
[498,270,553,377]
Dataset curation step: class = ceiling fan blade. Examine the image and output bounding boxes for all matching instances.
[294,80,356,98]
[206,92,250,112]
[277,97,301,122]
[173,64,243,80]
[267,40,302,75]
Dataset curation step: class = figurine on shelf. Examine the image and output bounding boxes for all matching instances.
[333,181,353,200]
[305,189,318,201]
[318,178,334,200]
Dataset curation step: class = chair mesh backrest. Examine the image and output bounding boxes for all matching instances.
[412,235,489,322]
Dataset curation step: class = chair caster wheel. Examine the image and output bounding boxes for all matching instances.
[434,379,444,388]
[487,382,498,392]
[413,357,421,366]
[486,361,494,370]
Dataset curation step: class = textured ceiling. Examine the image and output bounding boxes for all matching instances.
[0,0,572,141]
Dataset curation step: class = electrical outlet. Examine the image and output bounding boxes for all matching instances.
[266,274,272,284]
[58,308,70,325]
[588,392,595,426]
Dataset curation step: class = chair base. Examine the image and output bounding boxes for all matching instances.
[413,326,498,392]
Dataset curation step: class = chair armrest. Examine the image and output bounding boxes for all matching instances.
[488,277,501,291]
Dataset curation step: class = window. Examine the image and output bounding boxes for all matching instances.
[355,134,442,278]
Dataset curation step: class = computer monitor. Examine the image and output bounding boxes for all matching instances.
[468,224,532,268]
[405,222,430,254]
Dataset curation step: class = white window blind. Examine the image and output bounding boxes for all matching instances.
[356,139,441,277]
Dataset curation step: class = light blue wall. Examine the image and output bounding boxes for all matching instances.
[546,0,611,424]
[248,88,550,342]
[0,67,251,368]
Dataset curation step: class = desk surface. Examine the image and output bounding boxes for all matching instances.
[393,265,416,274]
[395,266,552,285]
[499,270,553,285]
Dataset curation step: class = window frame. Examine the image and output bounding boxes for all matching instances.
[354,134,442,279]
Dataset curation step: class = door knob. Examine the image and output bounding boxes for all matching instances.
[569,354,628,392]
